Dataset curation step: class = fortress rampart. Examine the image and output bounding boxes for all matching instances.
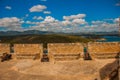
[14,44,43,59]
[0,42,120,61]
[48,43,83,61]
[88,42,120,59]
[0,43,10,57]
[88,42,119,54]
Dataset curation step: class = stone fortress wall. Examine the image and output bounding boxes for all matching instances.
[0,43,10,57]
[88,42,120,59]
[0,42,120,60]
[48,43,83,61]
[14,44,43,59]
[88,42,120,54]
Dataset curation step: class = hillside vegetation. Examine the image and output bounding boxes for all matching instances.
[0,34,93,47]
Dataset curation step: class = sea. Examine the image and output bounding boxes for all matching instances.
[100,36,120,42]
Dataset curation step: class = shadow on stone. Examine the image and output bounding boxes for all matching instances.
[99,53,119,80]
[1,53,12,62]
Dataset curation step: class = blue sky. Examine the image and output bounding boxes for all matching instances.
[0,0,120,33]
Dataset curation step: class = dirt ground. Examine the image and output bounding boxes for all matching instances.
[0,59,118,80]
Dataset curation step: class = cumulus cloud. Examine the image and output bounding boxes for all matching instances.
[0,17,20,27]
[72,19,86,24]
[89,18,119,32]
[21,13,119,33]
[63,14,86,20]
[33,16,44,20]
[5,6,12,10]
[114,18,119,23]
[43,11,51,14]
[43,16,58,22]
[25,14,102,33]
[26,15,87,32]
[26,21,32,24]
[0,17,22,31]
[1,14,118,33]
[29,5,47,12]
[25,21,41,25]
[90,24,118,32]
[62,20,71,26]
[91,21,105,24]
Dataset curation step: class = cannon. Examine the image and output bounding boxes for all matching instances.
[41,54,49,62]
[1,53,12,62]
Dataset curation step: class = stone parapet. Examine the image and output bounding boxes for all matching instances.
[48,43,84,62]
[0,43,10,55]
[88,42,120,59]
[14,44,43,60]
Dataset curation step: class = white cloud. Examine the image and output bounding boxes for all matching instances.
[43,11,51,14]
[91,21,105,24]
[26,15,87,32]
[114,18,119,23]
[29,5,47,12]
[33,16,44,20]
[62,20,71,26]
[63,14,86,20]
[0,17,22,31]
[0,14,117,33]
[20,20,24,24]
[23,15,119,33]
[25,21,41,25]
[72,19,86,24]
[44,16,58,22]
[0,17,20,27]
[26,21,32,24]
[5,6,12,10]
[90,18,119,32]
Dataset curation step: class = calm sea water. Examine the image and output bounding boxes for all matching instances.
[103,36,120,42]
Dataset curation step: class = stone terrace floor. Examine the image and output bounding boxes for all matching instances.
[0,59,118,80]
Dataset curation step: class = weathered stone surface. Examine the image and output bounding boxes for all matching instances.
[0,42,119,80]
[48,43,84,61]
[48,43,83,54]
[14,44,43,54]
[1,42,120,60]
[0,59,116,80]
[0,43,10,58]
[88,42,120,59]
[14,44,43,59]
[88,42,120,54]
